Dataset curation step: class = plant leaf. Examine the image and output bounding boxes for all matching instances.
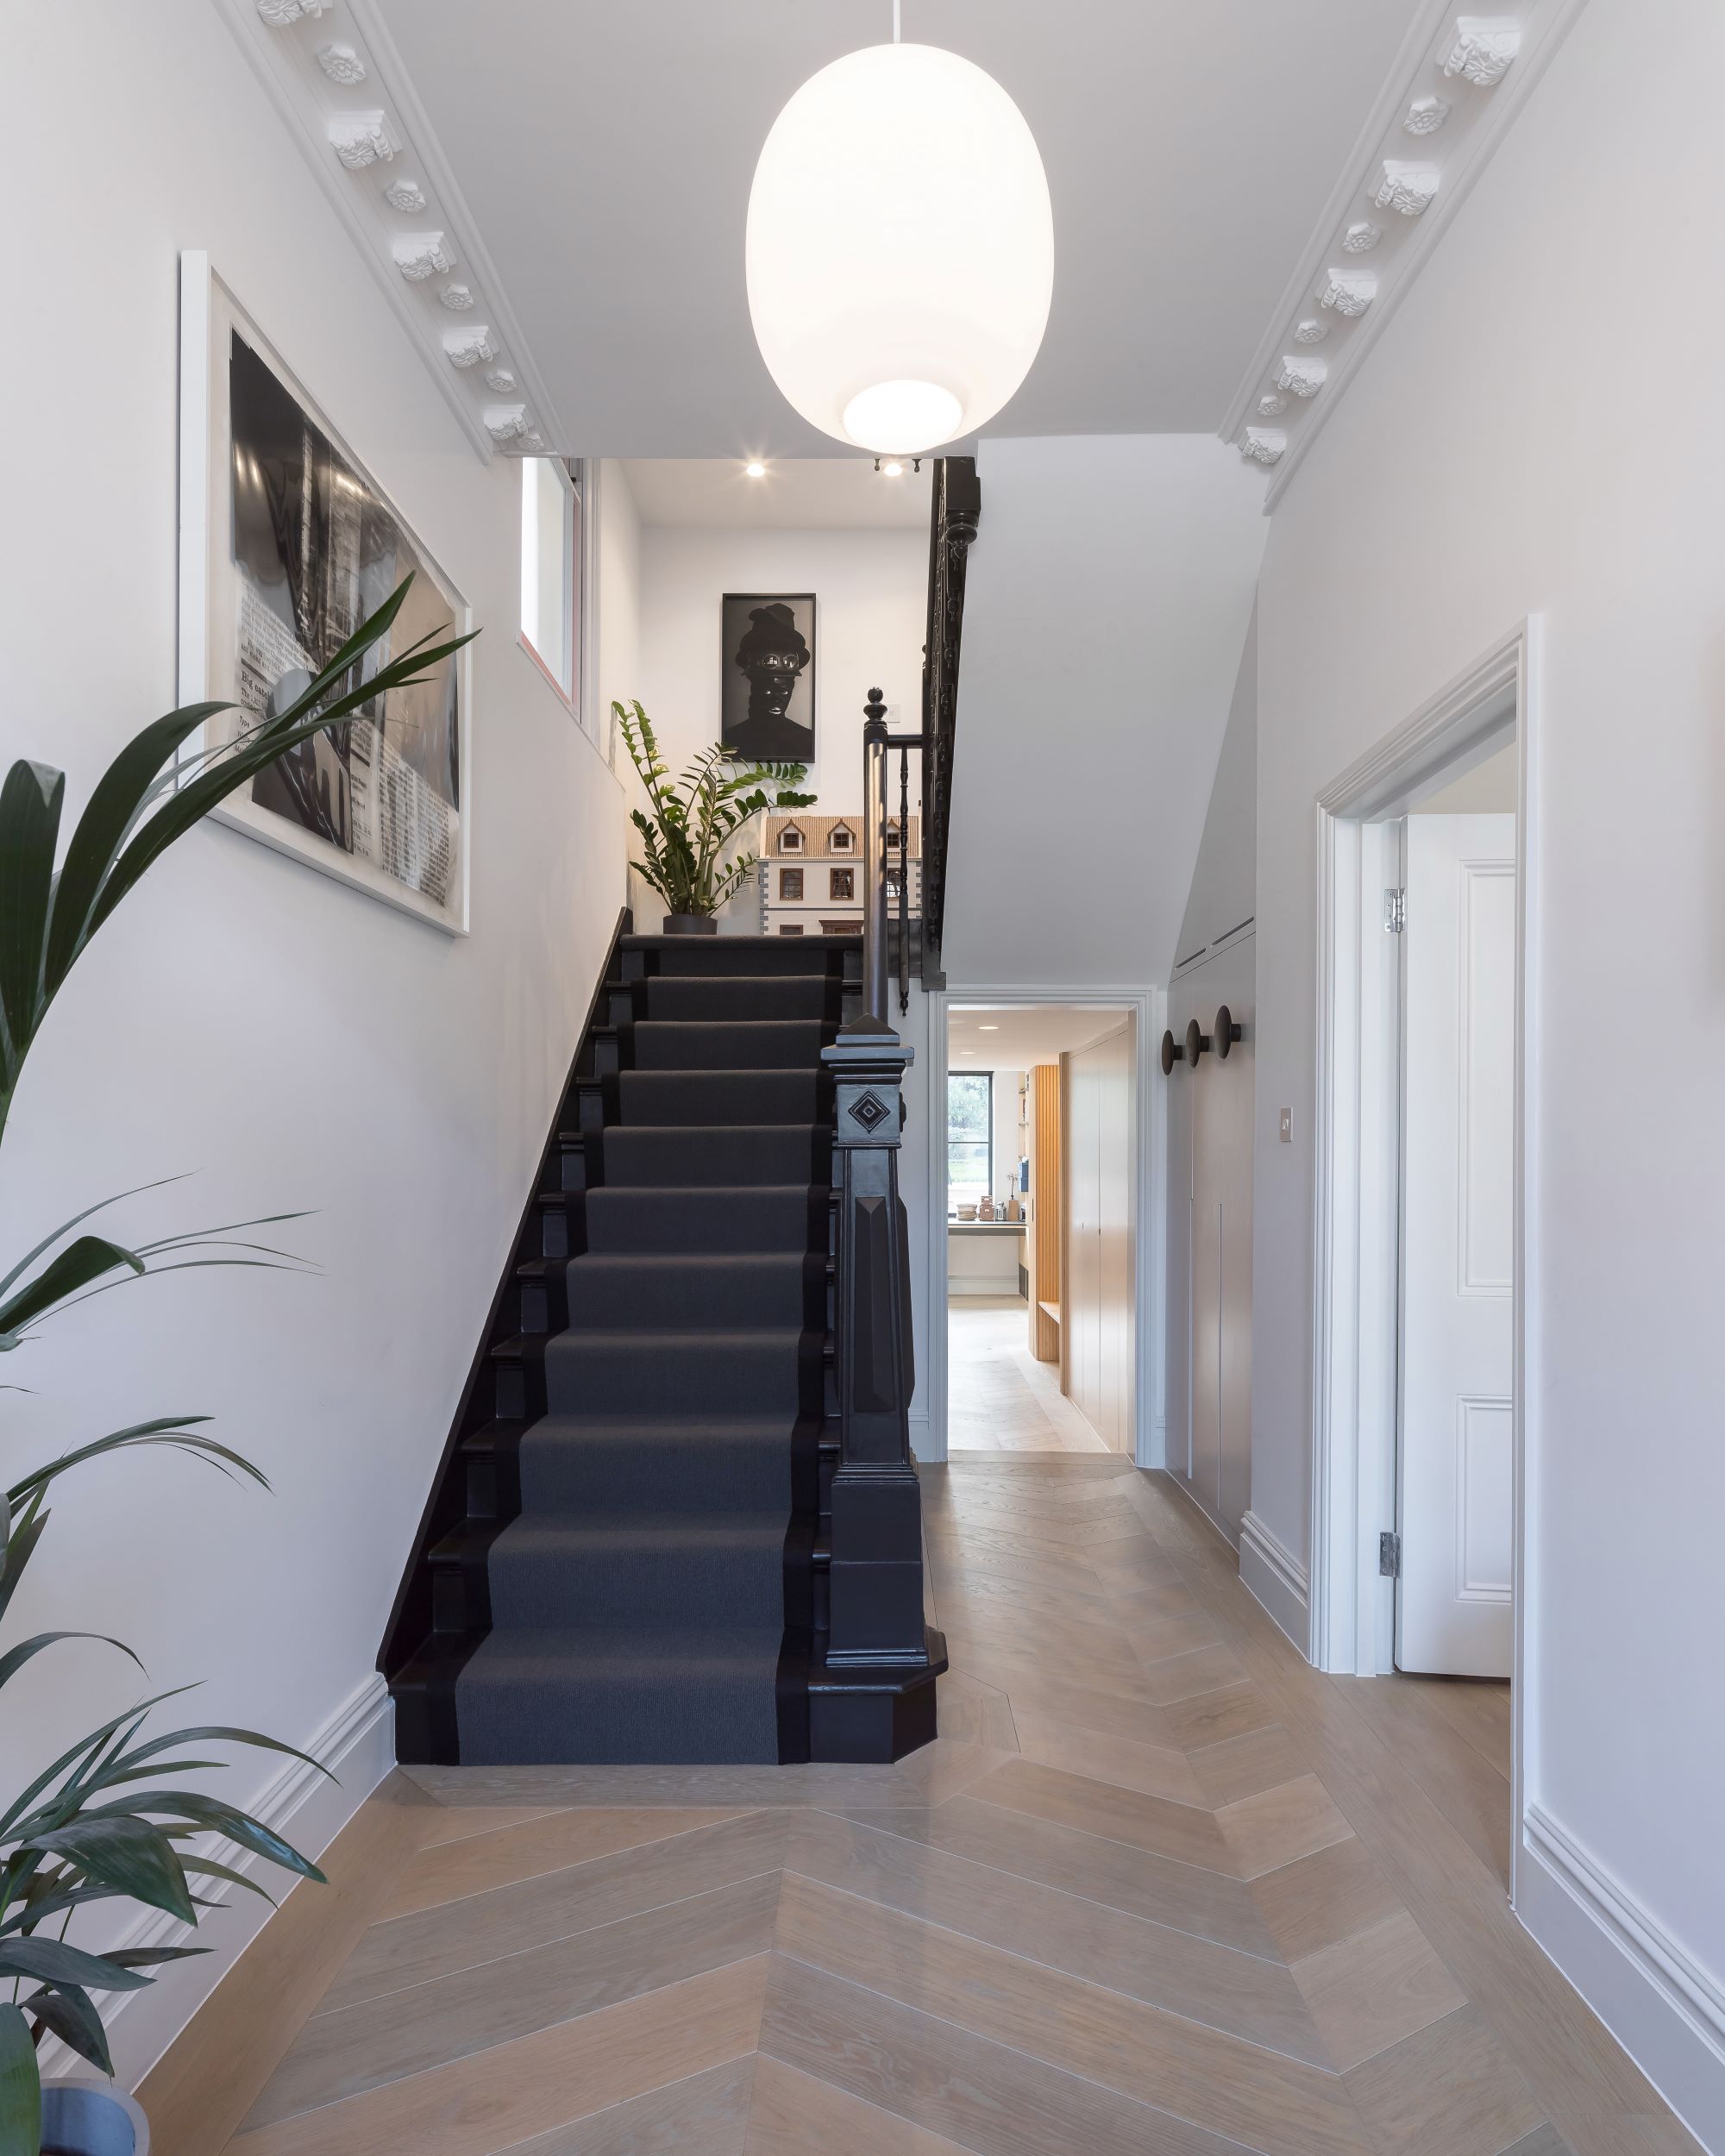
[0,1937,153,1993]
[90,1793,325,1883]
[18,1818,195,1924]
[0,1234,143,1342]
[0,2002,41,2156]
[0,1632,143,1692]
[20,1984,111,2077]
[8,1423,262,1511]
[0,759,65,1082]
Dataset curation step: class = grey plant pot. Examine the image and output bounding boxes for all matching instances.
[41,2078,149,2155]
[662,912,718,936]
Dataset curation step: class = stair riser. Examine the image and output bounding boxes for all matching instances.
[455,1665,781,1764]
[631,1021,831,1071]
[623,938,855,979]
[564,1257,818,1331]
[518,1433,791,1514]
[601,1125,828,1188]
[487,1540,786,1628]
[617,1070,824,1126]
[645,977,839,1022]
[544,1335,817,1417]
[583,1188,823,1255]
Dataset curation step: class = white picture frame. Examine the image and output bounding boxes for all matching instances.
[177,251,473,936]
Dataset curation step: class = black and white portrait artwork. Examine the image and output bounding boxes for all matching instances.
[179,259,471,933]
[720,592,816,762]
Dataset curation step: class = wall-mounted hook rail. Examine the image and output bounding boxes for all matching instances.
[1184,1018,1214,1066]
[1160,1029,1184,1076]
[1214,1006,1244,1059]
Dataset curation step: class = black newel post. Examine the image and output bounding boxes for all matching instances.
[821,690,931,1669]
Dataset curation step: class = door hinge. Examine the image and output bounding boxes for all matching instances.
[1378,1530,1402,1578]
[1383,888,1406,935]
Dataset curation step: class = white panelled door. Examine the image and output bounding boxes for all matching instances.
[1397,813,1515,1678]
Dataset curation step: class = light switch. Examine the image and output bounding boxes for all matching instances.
[1279,1107,1292,1144]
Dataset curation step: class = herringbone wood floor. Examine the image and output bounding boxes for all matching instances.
[152,1458,1697,2156]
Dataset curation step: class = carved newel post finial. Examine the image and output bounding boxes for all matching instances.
[864,686,888,728]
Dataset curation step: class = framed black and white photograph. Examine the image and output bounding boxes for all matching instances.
[178,253,473,934]
[720,592,816,762]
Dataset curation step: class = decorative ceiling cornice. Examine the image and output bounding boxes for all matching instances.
[1222,1,1591,510]
[213,0,568,463]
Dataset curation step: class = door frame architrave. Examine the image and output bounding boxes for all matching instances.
[1308,617,1540,1904]
[922,985,1164,1470]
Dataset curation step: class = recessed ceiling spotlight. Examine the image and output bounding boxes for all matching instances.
[744,461,767,478]
[881,459,904,478]
[978,1024,999,1031]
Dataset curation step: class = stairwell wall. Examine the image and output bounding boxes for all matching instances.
[0,2,629,2082]
[1251,0,1725,2135]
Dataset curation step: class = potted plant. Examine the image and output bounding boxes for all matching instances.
[0,580,473,2153]
[615,699,814,933]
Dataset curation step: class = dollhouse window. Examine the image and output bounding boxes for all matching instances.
[780,867,804,901]
[778,824,804,854]
[830,824,855,853]
[830,867,855,901]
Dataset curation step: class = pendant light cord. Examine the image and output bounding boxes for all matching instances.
[893,0,901,41]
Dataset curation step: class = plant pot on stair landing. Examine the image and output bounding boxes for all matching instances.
[661,911,718,935]
[41,2078,151,2155]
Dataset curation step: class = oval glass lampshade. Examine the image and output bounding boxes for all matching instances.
[746,41,1054,454]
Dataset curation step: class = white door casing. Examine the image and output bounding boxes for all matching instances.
[1398,812,1516,1677]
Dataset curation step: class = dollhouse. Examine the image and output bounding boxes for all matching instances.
[758,812,922,935]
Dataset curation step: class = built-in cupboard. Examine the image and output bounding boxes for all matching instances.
[1165,933,1253,1542]
[1063,1021,1134,1451]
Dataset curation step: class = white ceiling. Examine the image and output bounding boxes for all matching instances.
[621,457,932,529]
[950,1004,1129,1072]
[370,0,1433,455]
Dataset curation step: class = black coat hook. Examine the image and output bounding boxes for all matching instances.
[1160,1029,1184,1076]
[1214,1006,1244,1059]
[1184,1018,1213,1066]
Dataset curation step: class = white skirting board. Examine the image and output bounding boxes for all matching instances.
[1239,1509,1313,1657]
[1518,1805,1725,2153]
[909,1413,942,1465]
[40,1670,395,2093]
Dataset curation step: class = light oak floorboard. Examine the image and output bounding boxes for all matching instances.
[760,1952,1264,2156]
[1188,1725,1310,1808]
[1250,1836,1406,1962]
[1010,1708,1206,1805]
[246,1873,778,2128]
[1344,2004,1547,2156]
[745,2054,981,2156]
[319,1811,787,2011]
[228,1955,769,2156]
[787,1809,1327,2065]
[379,1807,744,1919]
[1133,1641,1251,1704]
[967,1754,1236,1872]
[443,2058,754,2156]
[1215,1775,1355,1880]
[841,1795,1280,1957]
[1292,1908,1470,2071]
[775,1873,1376,2156]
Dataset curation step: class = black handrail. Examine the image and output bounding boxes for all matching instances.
[919,454,981,977]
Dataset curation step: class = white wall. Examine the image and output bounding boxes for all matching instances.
[0,3,627,2081]
[1175,605,1258,963]
[1251,0,1725,2134]
[630,524,925,931]
[945,434,1267,986]
[596,457,644,802]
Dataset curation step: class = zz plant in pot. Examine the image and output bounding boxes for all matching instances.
[0,579,474,2154]
[615,699,813,932]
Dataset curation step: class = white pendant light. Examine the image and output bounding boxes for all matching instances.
[746,12,1053,455]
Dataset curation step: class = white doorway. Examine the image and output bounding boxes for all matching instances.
[1309,622,1540,1899]
[926,995,1151,1459]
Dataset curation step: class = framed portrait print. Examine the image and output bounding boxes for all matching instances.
[178,252,473,934]
[720,591,816,763]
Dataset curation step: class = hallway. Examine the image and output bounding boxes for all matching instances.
[948,1294,1109,1452]
[151,1459,1694,2156]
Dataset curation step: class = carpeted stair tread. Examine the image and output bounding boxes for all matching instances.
[632,1020,832,1071]
[617,1069,822,1125]
[645,975,837,1021]
[601,1124,826,1188]
[485,1511,789,1628]
[455,1626,783,1764]
[516,1414,799,1511]
[583,1185,822,1254]
[543,1326,812,1416]
[563,1251,817,1330]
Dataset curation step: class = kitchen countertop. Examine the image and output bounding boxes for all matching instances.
[947,1219,1026,1235]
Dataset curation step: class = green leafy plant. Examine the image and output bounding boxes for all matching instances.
[615,699,813,918]
[0,578,476,2147]
[0,1429,326,2150]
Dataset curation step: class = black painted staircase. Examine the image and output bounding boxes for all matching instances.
[384,924,943,1765]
